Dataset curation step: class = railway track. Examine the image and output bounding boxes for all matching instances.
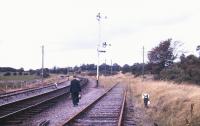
[0,79,69,106]
[0,83,55,97]
[0,78,88,126]
[63,83,126,126]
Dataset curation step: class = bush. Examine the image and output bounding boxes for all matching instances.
[19,72,23,75]
[43,73,50,78]
[87,71,96,76]
[24,73,29,75]
[160,64,200,84]
[29,69,35,75]
[160,65,186,83]
[4,72,11,76]
[185,67,200,84]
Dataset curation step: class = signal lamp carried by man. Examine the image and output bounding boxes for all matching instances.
[70,76,81,107]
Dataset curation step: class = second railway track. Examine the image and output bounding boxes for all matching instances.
[0,78,88,126]
[63,83,126,126]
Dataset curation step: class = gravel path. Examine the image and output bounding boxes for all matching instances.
[21,78,105,126]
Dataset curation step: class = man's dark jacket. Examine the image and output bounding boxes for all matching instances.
[70,79,81,93]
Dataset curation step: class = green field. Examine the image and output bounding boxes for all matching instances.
[0,73,41,92]
[0,74,39,81]
[0,73,69,93]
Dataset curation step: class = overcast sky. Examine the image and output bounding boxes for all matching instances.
[0,0,200,70]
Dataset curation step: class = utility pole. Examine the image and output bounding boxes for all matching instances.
[142,46,145,79]
[42,45,44,86]
[105,58,106,75]
[110,59,112,75]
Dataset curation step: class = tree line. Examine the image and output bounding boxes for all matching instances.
[0,63,121,77]
[123,39,200,84]
[1,39,199,84]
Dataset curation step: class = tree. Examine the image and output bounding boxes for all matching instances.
[0,67,17,72]
[63,68,68,74]
[122,64,131,74]
[53,66,57,73]
[80,64,87,71]
[112,63,121,72]
[87,64,96,71]
[29,69,35,75]
[196,45,200,57]
[180,55,200,83]
[18,67,24,72]
[180,54,186,63]
[160,65,186,82]
[18,67,24,75]
[148,39,177,74]
[4,72,11,76]
[131,63,144,76]
[160,54,200,84]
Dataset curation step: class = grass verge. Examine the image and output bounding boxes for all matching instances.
[127,74,200,126]
[99,73,200,125]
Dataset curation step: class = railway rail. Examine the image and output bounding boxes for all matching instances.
[0,77,88,126]
[0,83,57,97]
[0,79,70,106]
[63,83,126,126]
[0,75,70,97]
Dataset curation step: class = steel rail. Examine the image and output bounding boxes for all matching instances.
[0,78,88,125]
[118,89,127,126]
[62,83,126,126]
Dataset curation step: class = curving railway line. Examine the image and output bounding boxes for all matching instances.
[63,83,126,126]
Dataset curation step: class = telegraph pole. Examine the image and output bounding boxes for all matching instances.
[142,46,145,79]
[110,59,112,75]
[105,58,106,75]
[42,45,44,86]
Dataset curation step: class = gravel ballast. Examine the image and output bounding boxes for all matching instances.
[21,78,105,126]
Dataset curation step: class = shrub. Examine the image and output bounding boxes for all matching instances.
[43,73,50,78]
[19,72,23,75]
[160,65,186,82]
[185,67,200,84]
[4,72,11,76]
[24,72,29,75]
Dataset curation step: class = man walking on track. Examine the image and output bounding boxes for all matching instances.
[70,76,81,107]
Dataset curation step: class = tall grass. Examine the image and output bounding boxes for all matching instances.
[99,74,200,125]
[0,74,68,93]
[0,74,39,92]
[0,75,39,81]
[99,74,124,89]
[126,74,200,126]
